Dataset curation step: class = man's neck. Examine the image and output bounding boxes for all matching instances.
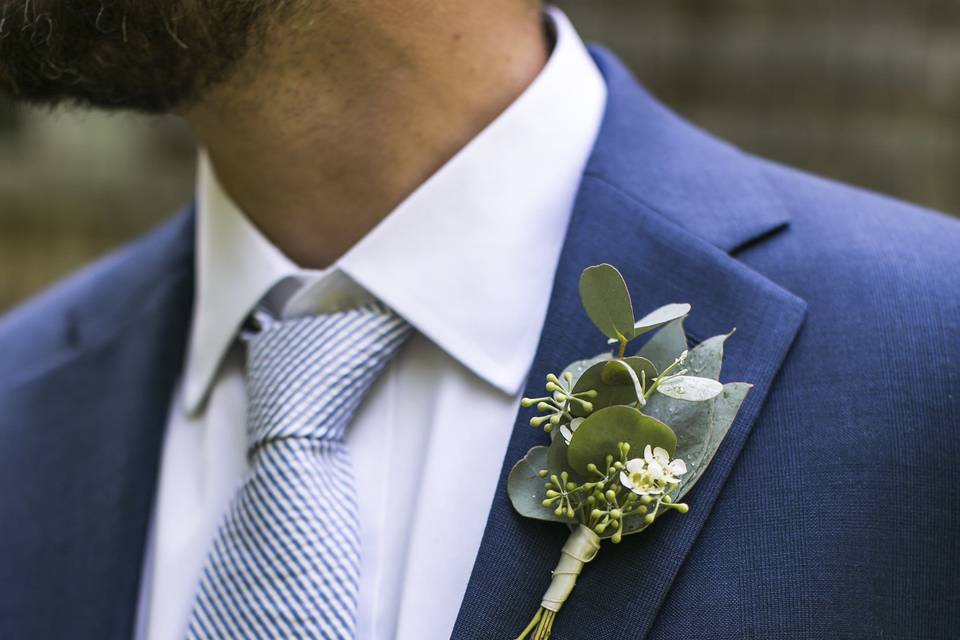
[185,1,549,269]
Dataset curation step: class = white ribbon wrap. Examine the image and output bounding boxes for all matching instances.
[540,525,601,612]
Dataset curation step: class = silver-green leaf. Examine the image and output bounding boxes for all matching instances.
[656,375,724,402]
[579,264,636,341]
[673,382,752,499]
[636,318,688,373]
[685,331,733,380]
[507,446,568,523]
[633,303,691,337]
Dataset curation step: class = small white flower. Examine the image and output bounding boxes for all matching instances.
[619,457,663,496]
[559,417,585,445]
[644,444,687,483]
[620,446,688,496]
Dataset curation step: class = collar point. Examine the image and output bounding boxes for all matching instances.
[182,380,209,418]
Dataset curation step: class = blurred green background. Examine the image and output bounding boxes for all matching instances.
[2,1,958,312]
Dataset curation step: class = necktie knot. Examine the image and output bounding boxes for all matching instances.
[245,302,411,450]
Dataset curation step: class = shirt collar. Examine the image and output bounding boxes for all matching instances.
[182,6,606,414]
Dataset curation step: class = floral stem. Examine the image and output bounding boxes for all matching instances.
[533,609,557,640]
[515,526,601,640]
[515,608,543,640]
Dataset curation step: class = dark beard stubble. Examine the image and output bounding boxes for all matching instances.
[0,1,280,113]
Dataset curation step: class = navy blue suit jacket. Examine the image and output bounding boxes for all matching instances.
[2,48,959,639]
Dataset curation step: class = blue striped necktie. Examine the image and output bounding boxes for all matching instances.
[186,302,412,639]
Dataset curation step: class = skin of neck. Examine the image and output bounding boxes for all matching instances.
[184,0,549,269]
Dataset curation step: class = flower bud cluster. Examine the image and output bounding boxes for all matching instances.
[521,371,597,433]
[537,441,687,543]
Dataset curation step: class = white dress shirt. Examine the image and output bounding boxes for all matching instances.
[135,8,606,639]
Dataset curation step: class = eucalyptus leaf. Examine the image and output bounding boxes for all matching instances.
[674,382,752,500]
[644,390,713,494]
[560,351,613,389]
[547,433,575,477]
[632,303,692,337]
[570,356,658,416]
[636,318,688,373]
[617,382,751,537]
[657,375,724,402]
[602,360,646,407]
[507,446,568,523]
[567,405,676,476]
[685,331,733,381]
[579,264,636,341]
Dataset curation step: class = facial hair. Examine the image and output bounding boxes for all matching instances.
[0,1,280,113]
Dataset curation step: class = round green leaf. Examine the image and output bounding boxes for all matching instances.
[657,375,724,402]
[571,356,658,416]
[567,405,677,475]
[579,264,636,341]
[507,446,568,523]
[560,351,612,389]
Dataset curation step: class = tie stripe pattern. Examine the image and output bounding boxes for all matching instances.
[186,302,411,639]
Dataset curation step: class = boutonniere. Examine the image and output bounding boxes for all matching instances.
[509,264,752,639]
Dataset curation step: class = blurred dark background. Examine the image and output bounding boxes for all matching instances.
[2,1,958,311]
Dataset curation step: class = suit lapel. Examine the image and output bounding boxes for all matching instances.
[452,48,807,638]
[0,213,195,639]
